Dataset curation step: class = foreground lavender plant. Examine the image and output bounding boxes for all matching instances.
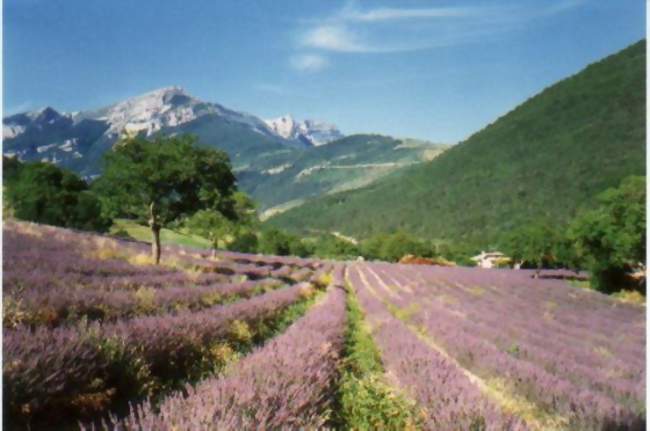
[111,285,347,430]
[353,262,646,430]
[4,284,308,425]
[348,266,525,430]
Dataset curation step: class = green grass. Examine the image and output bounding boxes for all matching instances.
[568,279,592,290]
[332,285,420,430]
[110,219,212,249]
[267,40,646,249]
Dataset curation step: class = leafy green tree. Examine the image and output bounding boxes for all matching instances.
[568,176,645,293]
[552,236,582,272]
[185,209,233,251]
[502,222,559,275]
[93,134,237,264]
[227,229,259,253]
[184,190,259,254]
[257,228,312,257]
[288,236,313,258]
[4,159,111,231]
[232,191,258,226]
[258,228,292,256]
[360,232,429,262]
[311,234,358,259]
[360,234,387,261]
[3,156,23,185]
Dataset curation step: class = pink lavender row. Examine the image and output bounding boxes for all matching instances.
[4,225,316,286]
[381,263,645,379]
[363,264,645,429]
[372,263,644,374]
[210,248,323,269]
[368,264,644,404]
[348,266,525,430]
[4,228,178,288]
[108,286,347,430]
[375,263,644,364]
[5,278,283,328]
[419,264,643,329]
[157,241,324,271]
[4,283,307,424]
[4,228,301,294]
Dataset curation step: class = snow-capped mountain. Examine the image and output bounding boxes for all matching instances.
[265,115,343,146]
[3,107,71,139]
[4,86,331,175]
[3,87,316,147]
[75,86,287,142]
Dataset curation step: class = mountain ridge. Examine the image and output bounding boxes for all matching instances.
[3,88,446,211]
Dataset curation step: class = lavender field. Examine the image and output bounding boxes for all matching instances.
[3,221,645,430]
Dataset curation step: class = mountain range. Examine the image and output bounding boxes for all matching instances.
[3,87,446,212]
[267,40,646,248]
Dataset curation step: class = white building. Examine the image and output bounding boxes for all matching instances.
[471,251,508,269]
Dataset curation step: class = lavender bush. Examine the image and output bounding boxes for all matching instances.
[111,286,347,430]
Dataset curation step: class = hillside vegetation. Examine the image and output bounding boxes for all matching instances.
[237,134,447,213]
[267,41,646,247]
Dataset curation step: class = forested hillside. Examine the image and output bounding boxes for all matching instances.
[268,41,646,247]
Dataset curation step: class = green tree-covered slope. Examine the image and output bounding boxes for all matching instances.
[267,41,646,247]
[237,134,447,214]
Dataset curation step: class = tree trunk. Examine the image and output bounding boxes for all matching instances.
[149,202,162,265]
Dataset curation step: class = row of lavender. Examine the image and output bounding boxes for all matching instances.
[3,222,333,429]
[5,283,312,426]
[352,262,645,430]
[106,269,348,430]
[4,222,327,328]
[347,265,527,430]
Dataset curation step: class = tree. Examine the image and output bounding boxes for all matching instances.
[232,191,258,226]
[360,231,429,262]
[4,159,111,232]
[228,229,258,253]
[3,156,23,184]
[502,222,559,275]
[311,234,358,259]
[184,191,259,254]
[258,228,292,256]
[185,209,233,251]
[93,134,237,264]
[568,176,645,293]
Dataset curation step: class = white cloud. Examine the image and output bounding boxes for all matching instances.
[292,1,586,59]
[342,6,480,22]
[290,54,329,72]
[302,25,367,52]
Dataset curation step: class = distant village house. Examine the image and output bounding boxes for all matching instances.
[471,251,514,269]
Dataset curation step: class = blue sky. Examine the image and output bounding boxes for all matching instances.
[3,0,645,143]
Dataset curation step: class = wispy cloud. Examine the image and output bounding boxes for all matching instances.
[294,0,586,56]
[290,54,329,72]
[302,25,367,52]
[341,6,481,22]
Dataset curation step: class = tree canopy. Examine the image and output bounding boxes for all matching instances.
[93,134,237,263]
[501,222,559,272]
[568,176,645,293]
[3,157,110,232]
